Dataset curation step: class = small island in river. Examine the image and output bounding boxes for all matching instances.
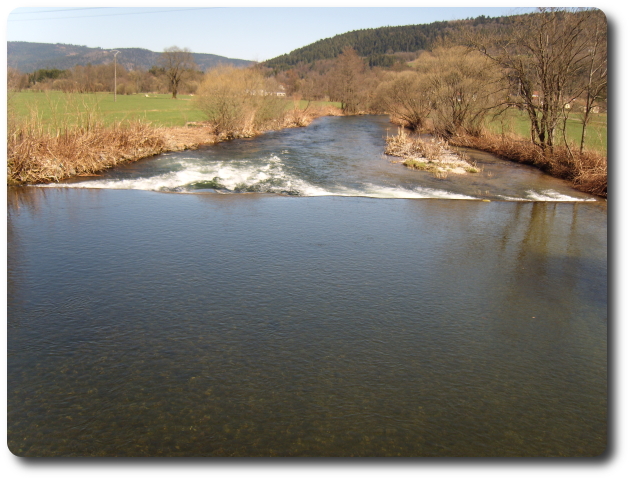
[385,129,480,178]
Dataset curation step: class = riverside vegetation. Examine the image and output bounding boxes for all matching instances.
[7,72,341,185]
[385,129,480,178]
[7,9,606,196]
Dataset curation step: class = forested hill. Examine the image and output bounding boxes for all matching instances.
[264,15,509,70]
[7,42,254,73]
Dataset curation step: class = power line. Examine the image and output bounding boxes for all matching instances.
[10,8,110,15]
[8,7,213,22]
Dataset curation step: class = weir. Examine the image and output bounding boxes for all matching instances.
[45,115,598,202]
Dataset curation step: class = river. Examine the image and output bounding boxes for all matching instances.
[7,115,607,456]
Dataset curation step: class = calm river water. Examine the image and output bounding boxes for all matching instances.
[7,116,607,456]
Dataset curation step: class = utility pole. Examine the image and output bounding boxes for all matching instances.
[112,50,120,102]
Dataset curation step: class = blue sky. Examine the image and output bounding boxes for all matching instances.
[4,5,541,62]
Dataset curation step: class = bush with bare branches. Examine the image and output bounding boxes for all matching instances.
[195,66,288,138]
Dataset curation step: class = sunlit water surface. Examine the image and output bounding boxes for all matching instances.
[8,116,606,456]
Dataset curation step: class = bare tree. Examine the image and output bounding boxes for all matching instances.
[577,10,607,153]
[159,46,197,99]
[7,67,29,91]
[195,66,286,137]
[467,8,602,152]
[419,47,505,137]
[328,47,366,114]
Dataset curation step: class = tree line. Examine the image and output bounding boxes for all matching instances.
[7,47,203,97]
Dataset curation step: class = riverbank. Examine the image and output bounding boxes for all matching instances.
[8,107,606,199]
[7,104,342,186]
[384,123,607,198]
[448,132,607,198]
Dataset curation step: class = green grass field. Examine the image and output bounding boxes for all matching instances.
[7,91,341,130]
[486,108,607,154]
[8,91,208,127]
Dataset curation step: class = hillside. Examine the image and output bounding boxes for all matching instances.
[7,41,254,73]
[264,15,509,70]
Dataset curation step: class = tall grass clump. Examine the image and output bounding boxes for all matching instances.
[7,98,165,184]
[385,128,445,160]
[385,128,478,177]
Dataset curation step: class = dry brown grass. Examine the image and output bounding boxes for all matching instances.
[7,99,341,185]
[385,128,478,178]
[448,132,607,197]
[385,128,445,160]
[183,103,341,141]
[7,113,167,185]
[163,125,219,149]
[281,103,343,129]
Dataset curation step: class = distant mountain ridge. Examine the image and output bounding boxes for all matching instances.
[7,41,254,73]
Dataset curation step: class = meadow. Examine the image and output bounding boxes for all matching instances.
[8,91,341,129]
[486,107,607,154]
[8,91,207,128]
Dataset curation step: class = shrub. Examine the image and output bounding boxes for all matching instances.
[195,66,287,138]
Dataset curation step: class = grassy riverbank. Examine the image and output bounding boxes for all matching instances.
[448,132,607,198]
[462,109,607,197]
[383,122,606,198]
[7,91,341,185]
[384,107,607,198]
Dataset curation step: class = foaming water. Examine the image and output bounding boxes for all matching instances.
[44,116,600,202]
[523,189,597,202]
[50,153,476,199]
[53,156,308,194]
